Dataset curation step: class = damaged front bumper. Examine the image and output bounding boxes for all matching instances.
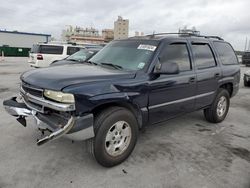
[3,97,95,146]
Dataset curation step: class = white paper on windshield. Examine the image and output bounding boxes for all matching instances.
[137,44,157,51]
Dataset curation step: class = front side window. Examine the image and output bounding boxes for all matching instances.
[160,43,191,72]
[213,42,238,65]
[89,40,159,71]
[192,43,216,69]
[67,47,80,55]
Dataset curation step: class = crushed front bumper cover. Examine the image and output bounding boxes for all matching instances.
[3,97,95,146]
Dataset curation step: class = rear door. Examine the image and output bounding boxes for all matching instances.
[189,40,221,109]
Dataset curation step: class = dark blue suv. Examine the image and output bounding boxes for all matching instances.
[3,33,240,167]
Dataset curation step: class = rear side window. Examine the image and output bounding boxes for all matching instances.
[160,43,191,72]
[39,45,63,54]
[213,42,238,65]
[67,47,81,55]
[192,43,216,69]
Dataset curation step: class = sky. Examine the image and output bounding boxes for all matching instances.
[0,0,250,50]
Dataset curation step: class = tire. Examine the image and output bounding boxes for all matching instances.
[204,88,230,123]
[88,107,138,167]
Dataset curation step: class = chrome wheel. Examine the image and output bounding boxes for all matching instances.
[105,121,132,157]
[217,96,227,117]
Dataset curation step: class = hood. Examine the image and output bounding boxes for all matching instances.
[50,60,77,66]
[21,64,136,91]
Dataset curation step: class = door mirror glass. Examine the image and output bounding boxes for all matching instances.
[154,62,179,74]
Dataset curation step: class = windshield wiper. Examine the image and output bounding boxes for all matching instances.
[66,58,78,62]
[85,60,98,65]
[100,63,123,70]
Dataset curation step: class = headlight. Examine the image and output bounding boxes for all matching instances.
[44,90,75,103]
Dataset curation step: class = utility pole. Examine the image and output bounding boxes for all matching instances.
[248,39,250,51]
[244,37,248,51]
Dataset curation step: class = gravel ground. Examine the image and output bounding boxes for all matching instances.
[0,57,249,188]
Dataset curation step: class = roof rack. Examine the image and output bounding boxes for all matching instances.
[146,32,223,41]
[203,36,224,40]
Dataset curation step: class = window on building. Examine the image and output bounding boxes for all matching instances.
[160,43,191,72]
[192,43,216,69]
[213,42,238,65]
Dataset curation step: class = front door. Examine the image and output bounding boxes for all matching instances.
[148,41,196,124]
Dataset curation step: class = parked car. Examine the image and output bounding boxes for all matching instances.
[244,70,250,86]
[3,33,240,167]
[242,51,250,66]
[50,48,101,66]
[28,43,85,68]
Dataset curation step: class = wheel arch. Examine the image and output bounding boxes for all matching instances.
[219,82,233,97]
[91,101,144,129]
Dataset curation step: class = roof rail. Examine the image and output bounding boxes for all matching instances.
[146,32,223,40]
[203,35,224,40]
[146,32,198,37]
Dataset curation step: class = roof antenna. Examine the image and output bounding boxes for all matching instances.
[151,31,155,38]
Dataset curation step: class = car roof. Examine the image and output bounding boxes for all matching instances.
[36,43,85,48]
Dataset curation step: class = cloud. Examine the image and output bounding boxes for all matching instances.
[0,0,249,50]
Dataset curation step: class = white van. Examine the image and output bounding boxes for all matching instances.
[28,43,85,67]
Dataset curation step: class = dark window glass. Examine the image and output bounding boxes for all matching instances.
[213,42,238,65]
[160,43,191,72]
[67,47,80,55]
[39,45,63,54]
[192,43,216,69]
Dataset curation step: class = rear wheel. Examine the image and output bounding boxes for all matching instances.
[244,79,250,87]
[204,89,230,123]
[88,107,138,167]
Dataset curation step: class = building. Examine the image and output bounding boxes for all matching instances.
[0,30,51,48]
[69,35,105,44]
[114,16,129,40]
[62,26,106,44]
[102,29,114,42]
[135,31,144,37]
[0,30,51,57]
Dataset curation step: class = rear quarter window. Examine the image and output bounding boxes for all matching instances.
[39,45,63,55]
[213,42,238,65]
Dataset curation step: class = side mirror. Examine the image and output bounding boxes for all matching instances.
[154,62,179,74]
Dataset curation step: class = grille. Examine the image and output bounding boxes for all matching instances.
[22,83,43,97]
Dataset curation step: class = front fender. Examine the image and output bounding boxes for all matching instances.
[88,92,148,128]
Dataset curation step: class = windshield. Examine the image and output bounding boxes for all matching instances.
[89,40,159,71]
[66,49,96,61]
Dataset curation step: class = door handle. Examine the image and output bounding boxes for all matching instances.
[214,73,220,78]
[189,77,196,83]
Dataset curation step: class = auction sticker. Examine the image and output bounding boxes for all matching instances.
[137,44,157,51]
[138,62,145,69]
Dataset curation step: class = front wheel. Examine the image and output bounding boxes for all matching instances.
[204,89,230,123]
[89,107,138,167]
